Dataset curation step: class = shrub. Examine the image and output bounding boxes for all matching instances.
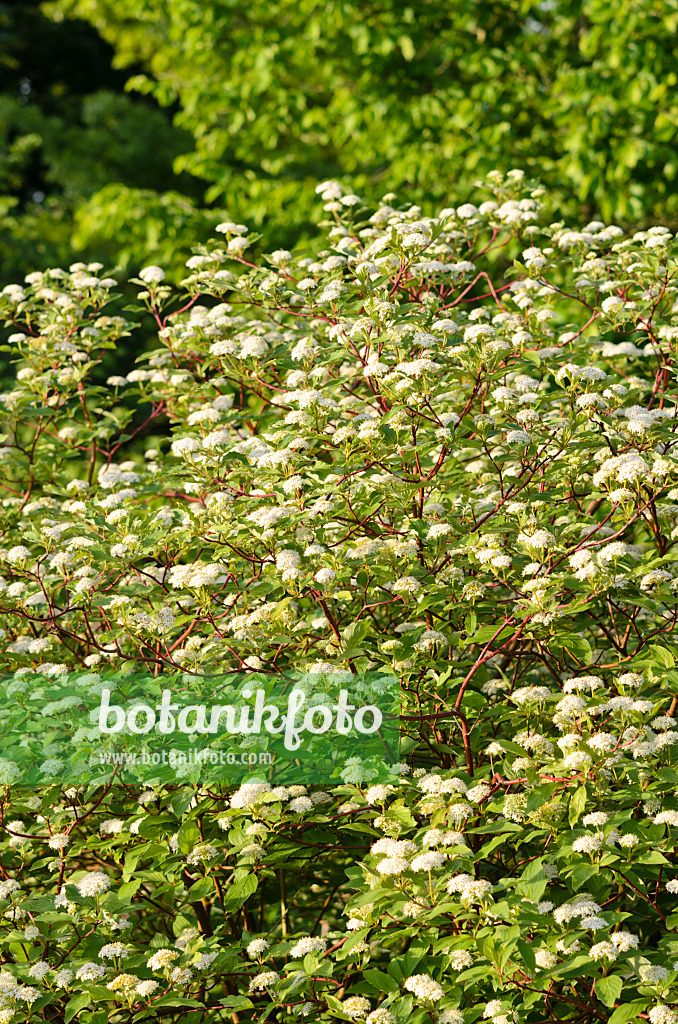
[0,172,678,1023]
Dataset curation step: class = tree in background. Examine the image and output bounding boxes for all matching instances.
[0,0,217,281]
[4,0,678,280]
[43,0,678,244]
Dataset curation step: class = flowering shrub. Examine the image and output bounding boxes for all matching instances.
[1,171,678,1024]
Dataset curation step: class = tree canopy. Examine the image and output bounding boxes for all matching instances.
[3,1,678,282]
[45,0,678,244]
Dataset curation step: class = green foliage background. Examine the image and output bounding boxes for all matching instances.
[3,0,678,285]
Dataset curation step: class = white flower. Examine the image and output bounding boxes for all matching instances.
[654,811,678,826]
[393,576,421,595]
[76,872,110,897]
[138,265,165,284]
[366,1011,396,1024]
[590,941,617,962]
[76,963,106,981]
[581,916,608,931]
[572,835,602,854]
[611,931,639,951]
[147,949,179,971]
[289,796,314,813]
[99,942,129,960]
[403,975,445,1001]
[137,980,160,997]
[411,852,446,872]
[376,856,409,876]
[289,936,326,958]
[249,971,279,992]
[582,812,608,827]
[648,1008,678,1024]
[449,949,474,968]
[247,939,270,959]
[641,966,669,986]
[506,429,531,445]
[28,961,50,980]
[342,996,371,1019]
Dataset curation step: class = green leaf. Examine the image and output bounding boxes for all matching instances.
[649,645,675,668]
[608,1001,648,1024]
[177,820,200,854]
[558,635,592,662]
[342,621,370,645]
[517,857,548,901]
[187,876,214,901]
[363,969,400,993]
[464,612,477,636]
[65,993,91,1023]
[122,847,144,882]
[219,997,255,1011]
[516,939,535,971]
[596,975,623,1008]
[569,785,587,826]
[222,872,258,914]
[467,624,513,645]
[117,879,141,904]
[154,997,206,1009]
[387,959,404,983]
[526,782,559,814]
[171,789,195,816]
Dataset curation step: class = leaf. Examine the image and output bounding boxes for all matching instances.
[65,992,91,1023]
[466,624,513,646]
[608,1001,649,1024]
[398,34,415,60]
[637,850,670,865]
[123,847,144,882]
[517,857,548,901]
[222,872,258,914]
[516,939,535,971]
[177,820,200,854]
[649,645,675,668]
[627,955,654,981]
[342,621,370,646]
[596,975,623,1008]
[187,876,214,901]
[569,785,587,826]
[117,879,141,904]
[219,997,255,1011]
[536,954,593,984]
[526,782,559,814]
[387,959,404,983]
[567,863,599,890]
[171,789,195,817]
[154,997,205,1009]
[558,635,592,662]
[363,969,400,994]
[464,612,477,636]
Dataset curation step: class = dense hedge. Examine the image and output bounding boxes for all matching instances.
[1,174,678,1024]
